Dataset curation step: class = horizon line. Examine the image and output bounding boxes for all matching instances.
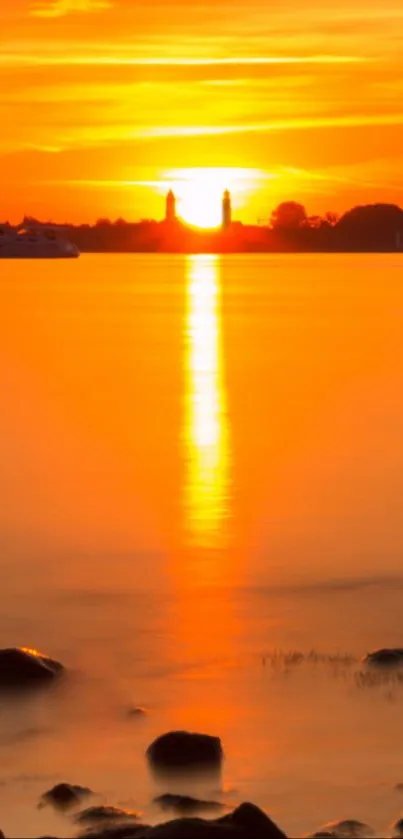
[4,199,403,229]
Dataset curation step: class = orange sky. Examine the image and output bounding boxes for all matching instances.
[1,0,403,223]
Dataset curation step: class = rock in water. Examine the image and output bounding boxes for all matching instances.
[77,827,148,839]
[146,731,223,773]
[75,806,140,827]
[0,647,63,688]
[39,782,92,811]
[312,819,375,837]
[75,803,286,839]
[153,794,224,815]
[127,707,147,718]
[362,648,403,667]
[392,817,403,837]
[222,803,287,838]
[145,802,285,838]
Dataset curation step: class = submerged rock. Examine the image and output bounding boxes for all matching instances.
[0,647,63,688]
[363,648,403,667]
[76,803,286,839]
[75,806,140,827]
[127,707,147,718]
[312,819,374,837]
[39,782,92,811]
[77,827,148,839]
[146,731,223,773]
[392,817,403,837]
[153,793,224,814]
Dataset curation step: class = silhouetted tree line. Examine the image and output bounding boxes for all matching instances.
[6,202,403,253]
[265,201,403,252]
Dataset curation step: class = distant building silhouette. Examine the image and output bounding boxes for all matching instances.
[165,190,176,223]
[222,189,232,229]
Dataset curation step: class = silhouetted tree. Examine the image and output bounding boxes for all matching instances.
[304,215,323,229]
[337,203,403,233]
[325,211,339,226]
[271,201,307,230]
[336,203,403,250]
[95,218,112,227]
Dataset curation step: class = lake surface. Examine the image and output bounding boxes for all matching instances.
[0,254,403,837]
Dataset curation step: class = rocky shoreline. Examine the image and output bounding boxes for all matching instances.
[1,646,403,838]
[1,794,399,838]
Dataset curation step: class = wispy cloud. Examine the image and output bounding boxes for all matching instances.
[31,0,112,18]
[133,113,403,139]
[37,112,403,150]
[0,51,367,67]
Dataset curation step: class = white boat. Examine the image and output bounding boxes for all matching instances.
[0,226,79,258]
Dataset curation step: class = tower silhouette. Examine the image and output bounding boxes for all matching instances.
[222,189,232,229]
[165,190,176,222]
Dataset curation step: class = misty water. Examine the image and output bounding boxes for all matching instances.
[1,254,403,837]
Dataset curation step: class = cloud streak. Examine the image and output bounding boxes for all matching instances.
[31,0,112,17]
[91,112,403,142]
[0,51,367,67]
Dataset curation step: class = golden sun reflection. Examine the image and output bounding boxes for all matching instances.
[183,255,231,551]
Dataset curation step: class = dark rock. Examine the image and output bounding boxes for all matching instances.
[141,802,286,838]
[141,825,247,839]
[39,782,92,811]
[0,647,63,688]
[395,783,403,791]
[74,804,286,839]
[363,648,403,667]
[312,820,374,837]
[393,817,403,837]
[308,834,334,838]
[153,794,224,815]
[0,831,4,838]
[77,827,148,839]
[75,806,140,827]
[223,803,287,838]
[146,731,223,773]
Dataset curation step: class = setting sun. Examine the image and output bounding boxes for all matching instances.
[178,179,223,229]
[165,168,258,228]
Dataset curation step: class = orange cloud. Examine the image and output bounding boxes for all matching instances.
[31,0,112,17]
[0,52,366,67]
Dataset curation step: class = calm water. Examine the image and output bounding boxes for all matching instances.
[0,254,403,837]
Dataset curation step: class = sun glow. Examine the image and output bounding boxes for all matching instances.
[165,167,258,229]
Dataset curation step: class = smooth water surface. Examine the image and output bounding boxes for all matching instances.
[0,254,403,837]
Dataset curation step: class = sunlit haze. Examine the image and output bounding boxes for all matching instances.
[1,0,403,223]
